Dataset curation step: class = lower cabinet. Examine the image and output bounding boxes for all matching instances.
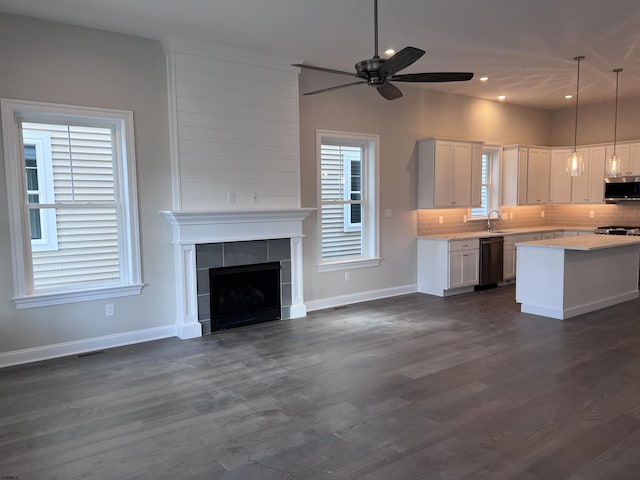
[418,238,479,297]
[503,234,529,280]
[448,241,480,289]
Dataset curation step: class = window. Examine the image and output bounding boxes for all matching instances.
[1,99,142,308]
[470,146,500,219]
[22,130,58,251]
[317,130,379,271]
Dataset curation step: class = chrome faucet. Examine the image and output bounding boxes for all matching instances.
[487,209,502,232]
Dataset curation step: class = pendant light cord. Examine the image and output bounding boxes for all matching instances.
[613,68,622,155]
[573,56,584,152]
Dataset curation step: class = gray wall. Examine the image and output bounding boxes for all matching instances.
[0,13,176,353]
[550,96,640,146]
[299,70,552,304]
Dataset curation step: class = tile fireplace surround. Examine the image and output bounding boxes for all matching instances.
[162,209,314,338]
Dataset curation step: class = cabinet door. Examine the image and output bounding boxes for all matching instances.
[448,251,465,288]
[503,245,516,279]
[571,147,591,202]
[526,148,551,204]
[462,250,480,285]
[543,231,555,240]
[549,148,572,203]
[448,249,479,288]
[630,143,640,175]
[451,142,472,207]
[587,146,606,203]
[517,148,528,205]
[433,141,455,207]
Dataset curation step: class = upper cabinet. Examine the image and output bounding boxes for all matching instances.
[418,138,483,209]
[571,146,606,203]
[526,148,551,204]
[604,141,640,176]
[549,148,572,203]
[502,145,550,206]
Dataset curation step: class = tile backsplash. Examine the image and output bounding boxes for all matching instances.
[417,203,640,236]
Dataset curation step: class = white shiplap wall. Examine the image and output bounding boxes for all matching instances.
[164,37,301,211]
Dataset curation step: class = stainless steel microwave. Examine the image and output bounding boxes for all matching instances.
[604,176,640,203]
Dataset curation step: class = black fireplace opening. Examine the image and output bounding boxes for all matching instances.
[209,261,281,331]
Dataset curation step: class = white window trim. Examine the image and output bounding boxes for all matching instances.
[469,145,501,221]
[316,129,380,272]
[22,130,58,252]
[342,149,362,233]
[1,98,143,308]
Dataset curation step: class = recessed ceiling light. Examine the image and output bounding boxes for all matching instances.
[479,76,489,82]
[565,94,573,99]
[497,95,506,101]
[384,49,395,57]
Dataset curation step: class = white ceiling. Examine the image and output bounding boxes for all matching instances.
[2,0,640,110]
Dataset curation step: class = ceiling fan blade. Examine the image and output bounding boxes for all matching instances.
[377,82,403,100]
[381,46,425,76]
[302,81,367,96]
[390,72,474,82]
[292,64,356,78]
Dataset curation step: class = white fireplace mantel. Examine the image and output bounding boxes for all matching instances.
[161,208,314,338]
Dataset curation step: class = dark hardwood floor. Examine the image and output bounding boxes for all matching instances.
[3,286,640,479]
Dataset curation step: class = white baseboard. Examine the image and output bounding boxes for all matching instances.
[306,284,418,312]
[0,325,177,368]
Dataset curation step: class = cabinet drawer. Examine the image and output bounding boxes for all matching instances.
[449,238,479,252]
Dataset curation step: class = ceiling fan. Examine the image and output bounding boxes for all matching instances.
[293,0,473,100]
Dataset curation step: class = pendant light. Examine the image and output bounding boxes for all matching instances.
[606,68,624,177]
[566,56,585,176]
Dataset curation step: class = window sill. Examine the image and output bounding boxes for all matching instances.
[14,283,144,309]
[317,257,381,273]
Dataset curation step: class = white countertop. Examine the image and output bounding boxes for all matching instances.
[418,225,596,241]
[516,234,640,251]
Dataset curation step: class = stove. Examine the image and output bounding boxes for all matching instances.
[594,225,640,236]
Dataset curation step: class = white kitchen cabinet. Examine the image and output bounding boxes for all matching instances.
[417,238,479,296]
[449,240,480,289]
[526,148,551,204]
[502,145,550,206]
[502,146,528,206]
[571,146,606,203]
[503,233,529,280]
[604,142,640,176]
[605,143,631,176]
[418,138,483,209]
[549,148,573,203]
[542,231,556,240]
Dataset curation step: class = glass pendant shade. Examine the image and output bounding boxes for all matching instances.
[606,152,622,177]
[566,150,584,176]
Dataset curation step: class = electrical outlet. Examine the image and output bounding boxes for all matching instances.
[252,192,259,202]
[589,210,595,218]
[541,211,545,218]
[227,192,235,204]
[344,271,351,282]
[438,216,444,224]
[105,304,114,317]
[463,214,468,223]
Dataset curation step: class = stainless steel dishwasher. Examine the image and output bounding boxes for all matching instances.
[478,236,504,288]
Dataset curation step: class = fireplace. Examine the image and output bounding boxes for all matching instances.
[210,262,281,331]
[161,208,314,339]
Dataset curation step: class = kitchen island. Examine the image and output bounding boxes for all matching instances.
[516,235,640,319]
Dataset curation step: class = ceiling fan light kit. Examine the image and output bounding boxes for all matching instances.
[567,56,585,177]
[293,0,473,100]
